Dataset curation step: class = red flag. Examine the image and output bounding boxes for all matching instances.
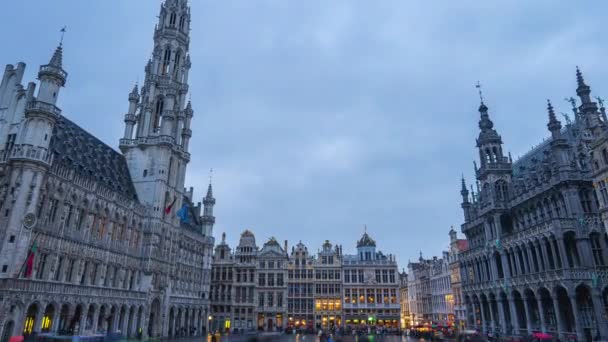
[164,196,177,215]
[24,241,38,278]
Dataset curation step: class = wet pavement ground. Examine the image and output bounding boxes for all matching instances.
[162,335,439,342]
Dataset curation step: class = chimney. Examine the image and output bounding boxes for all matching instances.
[284,240,288,253]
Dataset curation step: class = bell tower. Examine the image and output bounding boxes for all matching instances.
[120,0,194,218]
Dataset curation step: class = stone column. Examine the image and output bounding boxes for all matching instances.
[556,238,568,269]
[538,242,549,271]
[508,297,520,335]
[91,308,100,334]
[33,304,44,333]
[552,296,565,339]
[479,301,487,333]
[537,296,547,333]
[522,248,530,273]
[488,300,496,333]
[181,309,186,336]
[472,302,479,329]
[51,310,61,333]
[569,294,584,341]
[497,299,507,334]
[120,310,128,335]
[510,253,518,276]
[79,309,87,335]
[522,297,532,334]
[501,252,510,278]
[171,312,176,337]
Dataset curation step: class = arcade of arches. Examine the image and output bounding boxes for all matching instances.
[464,284,608,340]
[0,299,208,340]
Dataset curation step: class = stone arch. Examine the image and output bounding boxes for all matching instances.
[168,307,175,337]
[553,286,575,334]
[85,303,96,333]
[58,303,70,334]
[537,287,555,332]
[96,304,107,334]
[126,305,136,338]
[70,303,85,334]
[524,288,540,331]
[22,303,39,336]
[511,290,526,334]
[148,298,161,337]
[41,303,56,333]
[574,284,596,341]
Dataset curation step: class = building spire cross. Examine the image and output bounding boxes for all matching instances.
[60,26,67,46]
[475,81,484,104]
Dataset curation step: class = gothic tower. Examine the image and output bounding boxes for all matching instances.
[471,98,513,240]
[0,44,67,277]
[120,0,194,221]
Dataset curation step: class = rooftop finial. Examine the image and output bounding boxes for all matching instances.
[60,26,67,46]
[475,81,484,104]
[461,174,466,189]
[576,66,586,88]
[364,224,367,234]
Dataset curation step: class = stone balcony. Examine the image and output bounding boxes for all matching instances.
[343,303,400,309]
[26,100,62,118]
[1,144,54,166]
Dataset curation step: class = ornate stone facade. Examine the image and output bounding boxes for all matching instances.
[342,232,400,329]
[448,228,468,330]
[312,240,343,330]
[0,0,214,339]
[287,241,314,330]
[458,70,608,341]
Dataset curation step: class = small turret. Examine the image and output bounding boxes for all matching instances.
[36,43,68,105]
[460,176,472,222]
[547,99,562,139]
[201,181,215,236]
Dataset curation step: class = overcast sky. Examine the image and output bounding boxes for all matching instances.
[2,0,607,267]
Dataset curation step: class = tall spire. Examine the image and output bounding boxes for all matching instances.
[547,99,562,140]
[49,45,63,68]
[460,175,469,201]
[575,66,594,108]
[576,66,587,89]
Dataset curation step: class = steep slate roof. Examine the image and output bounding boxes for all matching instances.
[50,116,138,201]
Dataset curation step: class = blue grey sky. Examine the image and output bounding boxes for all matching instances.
[2,1,607,267]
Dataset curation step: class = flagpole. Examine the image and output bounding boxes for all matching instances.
[16,232,41,278]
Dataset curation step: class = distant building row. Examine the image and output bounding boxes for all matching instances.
[209,230,400,332]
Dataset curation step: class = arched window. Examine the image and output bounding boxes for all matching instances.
[162,48,171,75]
[169,12,177,27]
[153,98,164,132]
[494,180,508,202]
[179,15,186,31]
[173,51,181,79]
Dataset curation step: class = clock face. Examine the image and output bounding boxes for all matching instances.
[23,213,36,229]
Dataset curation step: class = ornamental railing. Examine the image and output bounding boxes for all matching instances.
[27,100,62,116]
[8,144,53,165]
[0,278,147,300]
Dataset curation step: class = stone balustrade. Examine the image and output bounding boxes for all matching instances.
[0,278,147,301]
[26,100,62,117]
